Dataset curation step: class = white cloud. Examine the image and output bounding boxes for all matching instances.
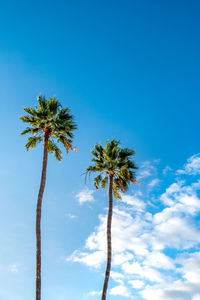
[122,261,163,283]
[67,250,105,268]
[84,208,149,256]
[110,284,131,297]
[153,216,200,250]
[111,271,125,280]
[138,169,152,179]
[113,252,134,266]
[67,213,78,219]
[143,251,174,270]
[137,160,159,180]
[120,193,146,211]
[159,180,200,215]
[141,281,193,300]
[76,188,94,205]
[160,181,184,206]
[69,156,200,299]
[111,271,125,284]
[193,295,200,300]
[177,252,200,285]
[84,290,101,297]
[9,264,18,273]
[177,153,200,175]
[128,279,144,289]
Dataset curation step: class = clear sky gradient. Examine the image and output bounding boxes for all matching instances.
[0,1,200,299]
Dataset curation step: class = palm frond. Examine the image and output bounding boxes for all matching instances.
[25,136,42,151]
[37,95,47,111]
[48,140,62,161]
[113,182,121,199]
[19,115,36,124]
[21,127,33,135]
[86,165,98,173]
[47,97,61,115]
[21,127,41,135]
[101,176,108,188]
[23,107,37,116]
[94,174,102,189]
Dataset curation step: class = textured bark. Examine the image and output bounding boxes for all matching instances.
[101,174,113,300]
[36,133,49,300]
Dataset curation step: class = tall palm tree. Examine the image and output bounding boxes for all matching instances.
[86,139,137,300]
[20,95,77,300]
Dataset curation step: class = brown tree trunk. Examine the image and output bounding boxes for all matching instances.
[101,174,113,300]
[36,133,49,300]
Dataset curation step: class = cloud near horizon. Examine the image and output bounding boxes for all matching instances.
[68,155,200,299]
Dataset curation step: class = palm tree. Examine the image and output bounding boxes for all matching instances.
[20,95,77,300]
[86,139,137,300]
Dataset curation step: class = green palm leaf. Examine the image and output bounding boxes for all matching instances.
[86,139,137,198]
[25,136,42,151]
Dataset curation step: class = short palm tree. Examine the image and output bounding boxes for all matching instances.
[86,139,137,300]
[20,95,77,300]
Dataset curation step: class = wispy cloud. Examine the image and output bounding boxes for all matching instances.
[0,263,19,274]
[9,264,18,273]
[67,213,78,220]
[177,153,200,175]
[163,165,172,175]
[76,188,94,205]
[137,159,160,180]
[84,290,101,298]
[148,178,160,189]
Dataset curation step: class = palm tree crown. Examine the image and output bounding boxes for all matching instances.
[20,95,77,160]
[87,139,137,198]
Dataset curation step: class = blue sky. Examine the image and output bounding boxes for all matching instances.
[1,1,200,299]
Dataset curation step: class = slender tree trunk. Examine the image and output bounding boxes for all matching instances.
[101,174,113,300]
[36,133,49,300]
